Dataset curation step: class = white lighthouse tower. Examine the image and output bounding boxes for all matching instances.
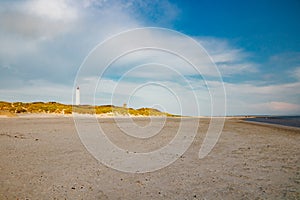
[75,86,80,105]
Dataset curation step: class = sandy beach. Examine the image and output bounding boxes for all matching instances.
[0,116,299,199]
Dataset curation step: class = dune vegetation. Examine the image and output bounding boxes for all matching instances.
[0,101,178,117]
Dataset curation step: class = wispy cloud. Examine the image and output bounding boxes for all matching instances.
[290,66,300,81]
[197,37,258,76]
[264,101,300,112]
[261,52,300,83]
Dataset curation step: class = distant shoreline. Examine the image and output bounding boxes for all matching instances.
[243,116,300,129]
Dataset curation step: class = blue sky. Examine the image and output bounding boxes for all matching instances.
[0,0,299,116]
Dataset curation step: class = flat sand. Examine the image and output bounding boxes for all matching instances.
[0,117,299,199]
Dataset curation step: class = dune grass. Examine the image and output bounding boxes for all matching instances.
[0,101,178,117]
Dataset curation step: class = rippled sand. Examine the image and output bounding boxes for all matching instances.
[0,117,299,199]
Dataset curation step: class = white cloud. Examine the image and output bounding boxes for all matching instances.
[0,0,141,85]
[250,102,300,114]
[223,81,300,115]
[225,81,300,96]
[266,101,300,111]
[78,29,228,81]
[79,33,257,86]
[196,37,258,76]
[291,67,300,80]
[24,0,78,21]
[0,79,73,104]
[0,1,80,42]
[81,77,208,116]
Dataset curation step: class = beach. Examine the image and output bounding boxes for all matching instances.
[0,116,299,199]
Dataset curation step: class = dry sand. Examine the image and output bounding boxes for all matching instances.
[0,117,299,199]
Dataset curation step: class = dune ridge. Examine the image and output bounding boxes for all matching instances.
[0,101,179,117]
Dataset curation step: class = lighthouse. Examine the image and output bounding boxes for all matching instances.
[75,86,80,105]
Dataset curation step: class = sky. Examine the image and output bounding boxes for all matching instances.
[0,0,299,116]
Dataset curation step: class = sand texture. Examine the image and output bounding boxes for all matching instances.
[0,117,299,199]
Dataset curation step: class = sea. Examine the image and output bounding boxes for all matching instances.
[245,116,300,128]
